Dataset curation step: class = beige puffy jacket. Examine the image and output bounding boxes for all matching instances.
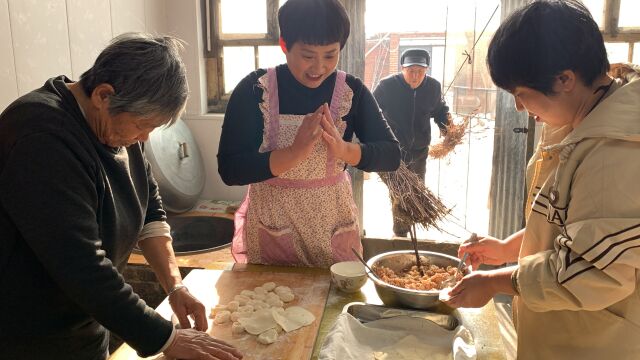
[515,68,640,359]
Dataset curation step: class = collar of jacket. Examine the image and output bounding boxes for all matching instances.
[394,73,428,91]
[542,76,640,153]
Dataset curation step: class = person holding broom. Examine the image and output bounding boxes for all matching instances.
[373,48,450,237]
[217,0,400,268]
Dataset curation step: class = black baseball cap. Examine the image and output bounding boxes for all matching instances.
[401,48,430,67]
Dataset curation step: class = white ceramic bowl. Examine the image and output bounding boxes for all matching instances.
[330,261,367,293]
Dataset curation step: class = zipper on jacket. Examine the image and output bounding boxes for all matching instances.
[410,89,416,148]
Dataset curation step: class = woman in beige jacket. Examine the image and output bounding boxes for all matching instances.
[442,1,640,359]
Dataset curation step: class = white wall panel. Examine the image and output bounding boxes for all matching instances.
[166,0,207,115]
[110,0,146,36]
[66,0,112,80]
[9,0,71,94]
[0,0,18,111]
[183,116,247,201]
[145,0,167,34]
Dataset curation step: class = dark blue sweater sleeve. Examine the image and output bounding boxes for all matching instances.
[217,72,274,186]
[350,80,400,172]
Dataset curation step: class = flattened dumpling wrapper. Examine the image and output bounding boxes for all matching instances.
[272,306,315,333]
[238,309,277,335]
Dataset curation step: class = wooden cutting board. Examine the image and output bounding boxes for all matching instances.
[153,268,331,360]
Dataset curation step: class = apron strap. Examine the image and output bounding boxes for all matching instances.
[326,70,347,175]
[266,67,280,151]
[329,71,347,124]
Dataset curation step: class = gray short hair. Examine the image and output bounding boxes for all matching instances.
[79,33,188,126]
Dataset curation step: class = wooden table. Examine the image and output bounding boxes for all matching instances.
[111,262,508,360]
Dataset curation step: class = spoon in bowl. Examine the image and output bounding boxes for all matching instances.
[351,247,381,281]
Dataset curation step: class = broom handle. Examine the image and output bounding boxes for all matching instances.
[410,224,424,276]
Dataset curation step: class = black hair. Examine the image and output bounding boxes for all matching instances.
[487,0,609,94]
[278,0,350,51]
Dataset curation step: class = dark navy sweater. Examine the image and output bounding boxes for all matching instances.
[0,76,172,359]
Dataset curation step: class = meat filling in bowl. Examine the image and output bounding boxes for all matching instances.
[374,264,463,291]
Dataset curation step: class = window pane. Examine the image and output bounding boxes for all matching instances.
[258,46,286,69]
[365,0,448,37]
[221,0,267,34]
[605,42,629,63]
[581,0,604,28]
[618,0,640,28]
[223,47,255,93]
[634,43,640,64]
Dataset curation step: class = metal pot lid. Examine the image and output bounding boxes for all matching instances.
[144,119,205,213]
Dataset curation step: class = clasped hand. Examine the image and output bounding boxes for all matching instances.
[289,103,349,162]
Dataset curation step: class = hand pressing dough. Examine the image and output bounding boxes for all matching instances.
[257,328,278,345]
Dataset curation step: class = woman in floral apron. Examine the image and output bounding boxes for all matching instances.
[217,0,400,268]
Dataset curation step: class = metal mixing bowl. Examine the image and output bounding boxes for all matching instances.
[366,250,466,310]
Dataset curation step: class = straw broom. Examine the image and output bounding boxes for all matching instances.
[428,113,474,160]
[379,162,451,274]
[378,162,450,232]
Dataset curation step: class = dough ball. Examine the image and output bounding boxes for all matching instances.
[274,286,291,295]
[266,292,280,301]
[266,297,284,308]
[257,328,278,345]
[253,293,266,301]
[213,310,231,324]
[241,290,256,298]
[231,321,245,334]
[234,295,251,305]
[230,311,252,322]
[254,286,267,295]
[226,300,240,312]
[209,304,226,318]
[237,305,254,313]
[262,282,277,291]
[278,291,295,302]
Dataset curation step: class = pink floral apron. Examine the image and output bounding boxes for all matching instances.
[231,68,362,268]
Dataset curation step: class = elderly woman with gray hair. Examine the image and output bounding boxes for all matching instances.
[0,33,242,360]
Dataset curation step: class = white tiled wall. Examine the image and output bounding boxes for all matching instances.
[0,0,168,111]
[0,0,241,202]
[0,0,18,109]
